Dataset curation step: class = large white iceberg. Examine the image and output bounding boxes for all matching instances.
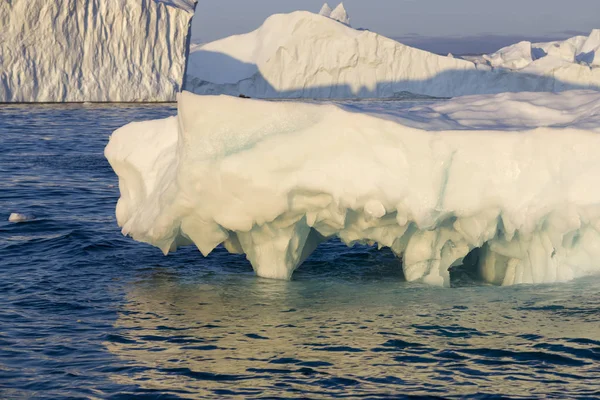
[185,10,600,99]
[105,90,600,287]
[0,0,197,102]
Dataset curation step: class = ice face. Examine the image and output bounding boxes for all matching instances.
[185,12,600,99]
[0,0,197,102]
[105,90,600,286]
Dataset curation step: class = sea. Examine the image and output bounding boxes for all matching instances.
[1,103,599,399]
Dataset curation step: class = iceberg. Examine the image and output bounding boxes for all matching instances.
[576,29,600,66]
[482,41,534,70]
[185,10,600,99]
[105,90,600,287]
[319,3,333,17]
[318,3,349,26]
[469,30,600,70]
[329,3,351,26]
[0,0,197,102]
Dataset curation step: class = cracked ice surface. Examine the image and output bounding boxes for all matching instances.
[105,90,600,286]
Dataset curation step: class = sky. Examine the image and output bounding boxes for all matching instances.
[191,0,600,54]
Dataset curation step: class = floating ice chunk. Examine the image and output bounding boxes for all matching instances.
[9,213,35,223]
[105,90,600,287]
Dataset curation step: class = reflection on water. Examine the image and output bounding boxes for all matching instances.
[108,264,600,398]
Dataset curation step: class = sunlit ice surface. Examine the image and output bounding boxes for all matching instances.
[106,91,600,287]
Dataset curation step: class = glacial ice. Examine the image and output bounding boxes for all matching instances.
[471,30,600,70]
[319,3,333,17]
[577,29,600,66]
[8,213,35,223]
[185,11,600,99]
[105,90,600,286]
[329,3,351,26]
[482,41,534,70]
[0,0,196,102]
[318,3,349,25]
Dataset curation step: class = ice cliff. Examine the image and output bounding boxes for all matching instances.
[105,90,600,286]
[185,11,600,98]
[0,0,197,102]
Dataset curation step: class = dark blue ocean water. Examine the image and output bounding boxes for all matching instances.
[0,103,599,399]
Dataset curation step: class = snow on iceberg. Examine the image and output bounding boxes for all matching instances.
[185,10,600,99]
[0,0,197,102]
[105,90,600,287]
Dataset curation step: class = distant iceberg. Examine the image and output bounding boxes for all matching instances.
[318,2,349,25]
[0,0,197,102]
[319,3,333,17]
[466,30,600,70]
[329,3,351,26]
[105,90,600,286]
[185,10,600,99]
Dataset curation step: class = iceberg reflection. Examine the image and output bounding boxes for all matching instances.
[107,269,600,398]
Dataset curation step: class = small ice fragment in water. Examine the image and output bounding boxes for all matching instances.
[9,213,35,222]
